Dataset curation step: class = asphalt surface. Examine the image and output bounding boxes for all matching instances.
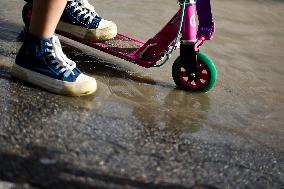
[0,0,284,189]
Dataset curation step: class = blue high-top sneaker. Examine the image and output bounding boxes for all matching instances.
[57,0,117,41]
[12,33,97,96]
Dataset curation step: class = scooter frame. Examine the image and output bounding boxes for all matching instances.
[58,0,202,69]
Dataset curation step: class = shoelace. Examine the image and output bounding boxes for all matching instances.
[77,0,97,15]
[46,35,77,78]
[68,0,100,25]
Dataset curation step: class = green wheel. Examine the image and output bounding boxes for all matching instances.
[172,52,217,92]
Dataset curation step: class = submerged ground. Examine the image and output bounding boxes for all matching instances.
[0,0,283,188]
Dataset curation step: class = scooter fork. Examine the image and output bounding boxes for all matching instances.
[179,0,199,80]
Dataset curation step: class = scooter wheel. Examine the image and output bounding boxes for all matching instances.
[22,3,32,26]
[172,52,217,92]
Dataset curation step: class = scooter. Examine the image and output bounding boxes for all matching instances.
[22,0,217,92]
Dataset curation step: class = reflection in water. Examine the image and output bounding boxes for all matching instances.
[163,91,210,134]
[61,38,211,135]
[107,75,210,135]
[62,42,211,135]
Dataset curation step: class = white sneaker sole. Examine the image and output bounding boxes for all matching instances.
[11,64,97,96]
[57,21,117,41]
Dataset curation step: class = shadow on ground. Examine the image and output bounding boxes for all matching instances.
[0,145,218,189]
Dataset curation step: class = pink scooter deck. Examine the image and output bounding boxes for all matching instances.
[57,31,152,67]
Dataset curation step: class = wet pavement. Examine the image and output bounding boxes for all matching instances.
[0,0,283,188]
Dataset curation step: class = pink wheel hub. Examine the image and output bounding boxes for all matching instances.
[178,62,209,90]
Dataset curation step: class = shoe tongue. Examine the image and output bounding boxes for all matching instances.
[42,37,52,45]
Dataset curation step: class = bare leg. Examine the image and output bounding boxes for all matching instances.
[29,0,67,38]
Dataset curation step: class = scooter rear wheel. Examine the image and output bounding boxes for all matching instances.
[172,52,217,92]
[22,3,32,27]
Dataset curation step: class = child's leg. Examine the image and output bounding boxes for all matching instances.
[29,0,67,38]
[12,0,97,96]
